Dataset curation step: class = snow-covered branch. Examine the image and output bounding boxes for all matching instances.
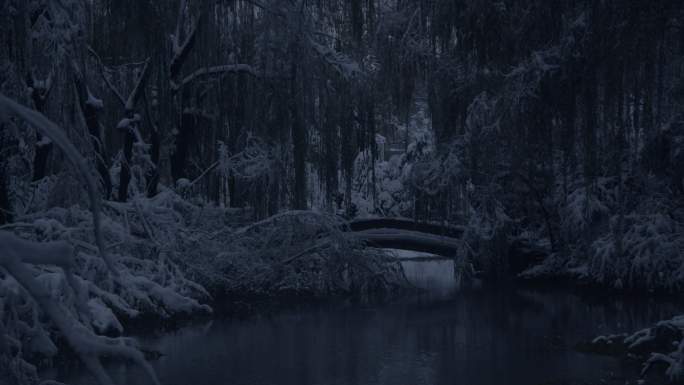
[0,232,159,385]
[308,37,362,79]
[217,136,275,182]
[0,94,116,275]
[0,232,73,268]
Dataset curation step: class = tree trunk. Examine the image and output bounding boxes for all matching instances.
[117,129,134,202]
[171,112,197,183]
[583,71,597,186]
[32,142,52,181]
[29,78,52,182]
[144,91,160,198]
[145,126,160,197]
[290,62,307,210]
[0,125,12,224]
[73,66,112,199]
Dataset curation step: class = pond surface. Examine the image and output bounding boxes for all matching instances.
[53,257,683,385]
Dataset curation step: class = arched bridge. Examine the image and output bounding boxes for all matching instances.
[345,217,546,272]
[346,218,465,258]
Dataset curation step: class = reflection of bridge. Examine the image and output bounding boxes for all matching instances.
[346,217,546,273]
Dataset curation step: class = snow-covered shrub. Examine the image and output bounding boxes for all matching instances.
[109,138,155,201]
[0,273,45,385]
[0,94,217,385]
[351,151,411,217]
[460,183,513,276]
[521,177,619,279]
[188,210,408,297]
[374,155,409,216]
[525,172,684,291]
[587,203,684,291]
[350,103,434,217]
[588,315,684,381]
[0,190,220,385]
[217,134,277,184]
[559,177,615,245]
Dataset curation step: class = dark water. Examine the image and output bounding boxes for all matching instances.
[53,259,682,385]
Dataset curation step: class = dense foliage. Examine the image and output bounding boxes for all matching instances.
[2,0,684,383]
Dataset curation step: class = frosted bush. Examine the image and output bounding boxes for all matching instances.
[191,210,408,297]
[0,94,214,385]
[588,211,684,291]
[559,177,615,243]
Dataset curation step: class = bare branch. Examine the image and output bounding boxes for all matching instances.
[125,58,152,112]
[171,64,257,92]
[172,0,187,51]
[0,232,159,385]
[87,46,151,113]
[187,161,219,188]
[86,46,126,107]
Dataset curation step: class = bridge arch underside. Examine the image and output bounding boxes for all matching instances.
[347,218,464,258]
[348,218,464,239]
[347,218,547,273]
[357,231,458,258]
[354,229,461,258]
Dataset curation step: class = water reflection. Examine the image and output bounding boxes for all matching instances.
[53,258,682,385]
[401,259,458,295]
